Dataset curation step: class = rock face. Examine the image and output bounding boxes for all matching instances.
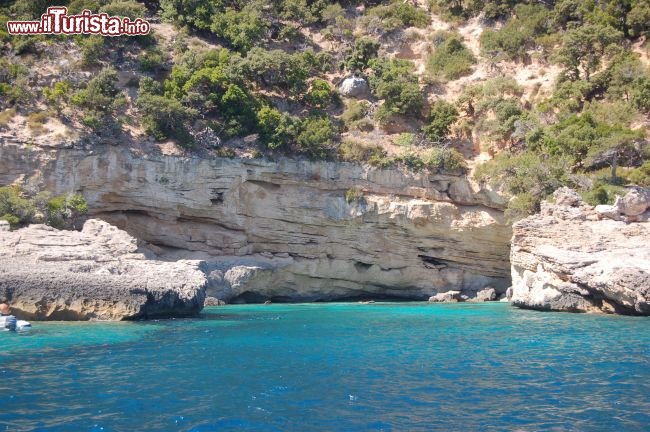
[339,76,371,98]
[510,188,650,315]
[0,219,206,320]
[0,141,512,303]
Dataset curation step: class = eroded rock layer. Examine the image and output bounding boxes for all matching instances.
[0,141,512,302]
[0,219,206,320]
[510,188,650,315]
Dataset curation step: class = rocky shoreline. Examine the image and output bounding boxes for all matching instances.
[510,188,650,315]
[0,219,206,320]
[2,139,650,318]
[0,141,512,304]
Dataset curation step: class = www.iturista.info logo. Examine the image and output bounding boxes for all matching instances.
[6,7,150,36]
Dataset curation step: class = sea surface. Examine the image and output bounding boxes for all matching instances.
[1,302,649,431]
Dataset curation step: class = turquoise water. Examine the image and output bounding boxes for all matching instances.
[1,302,649,431]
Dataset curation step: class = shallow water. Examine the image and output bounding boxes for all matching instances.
[1,302,649,431]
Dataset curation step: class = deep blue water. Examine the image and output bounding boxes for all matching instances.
[1,302,649,431]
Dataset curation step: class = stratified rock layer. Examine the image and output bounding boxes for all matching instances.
[0,220,206,320]
[510,188,650,315]
[0,141,512,302]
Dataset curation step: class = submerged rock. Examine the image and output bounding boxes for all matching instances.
[510,188,650,315]
[0,220,206,320]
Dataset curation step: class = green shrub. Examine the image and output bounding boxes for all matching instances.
[504,192,537,222]
[0,186,35,229]
[99,0,146,20]
[43,81,71,107]
[424,147,467,173]
[422,100,458,142]
[554,23,622,81]
[364,0,429,33]
[394,133,416,147]
[475,151,571,219]
[341,100,370,129]
[427,36,475,80]
[582,185,610,206]
[46,193,88,229]
[305,79,332,108]
[296,116,335,159]
[479,4,551,63]
[137,94,198,145]
[257,106,299,150]
[72,67,120,112]
[140,48,166,73]
[345,38,380,72]
[78,36,106,67]
[629,161,650,187]
[339,140,388,166]
[210,6,268,53]
[395,152,425,171]
[242,48,311,94]
[369,58,423,119]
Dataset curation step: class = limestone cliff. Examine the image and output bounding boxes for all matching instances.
[0,219,206,320]
[510,188,650,315]
[0,139,512,302]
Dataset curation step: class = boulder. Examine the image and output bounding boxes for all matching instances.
[339,76,370,98]
[468,287,497,302]
[553,187,583,207]
[0,220,206,320]
[595,204,620,220]
[0,220,9,232]
[428,291,462,303]
[616,187,650,216]
[204,296,226,306]
[510,189,650,315]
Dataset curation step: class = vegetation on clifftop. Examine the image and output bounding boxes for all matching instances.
[0,0,649,219]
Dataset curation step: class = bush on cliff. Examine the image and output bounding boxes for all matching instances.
[0,186,88,230]
[368,58,423,121]
[0,186,35,229]
[137,93,198,145]
[475,151,571,220]
[427,34,475,80]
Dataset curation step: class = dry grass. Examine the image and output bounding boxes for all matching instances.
[0,108,16,128]
[27,111,50,134]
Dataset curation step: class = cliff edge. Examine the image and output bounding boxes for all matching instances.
[510,187,650,315]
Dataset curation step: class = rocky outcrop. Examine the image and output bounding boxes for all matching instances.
[428,291,461,303]
[510,188,650,315]
[0,140,512,302]
[0,219,206,320]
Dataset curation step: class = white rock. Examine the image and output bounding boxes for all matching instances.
[594,204,620,220]
[0,220,206,320]
[339,76,370,98]
[511,190,650,315]
[617,188,650,216]
[428,291,462,303]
